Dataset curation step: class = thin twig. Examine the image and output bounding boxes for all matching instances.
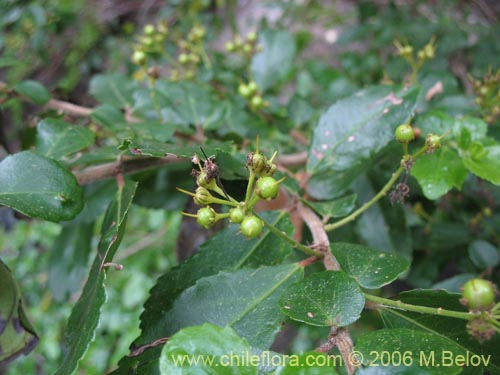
[277,151,308,167]
[45,99,93,117]
[74,155,187,185]
[115,226,168,261]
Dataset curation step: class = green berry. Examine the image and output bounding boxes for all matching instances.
[240,215,263,239]
[251,95,263,108]
[132,50,147,66]
[196,207,216,228]
[225,41,235,52]
[395,124,415,143]
[247,152,268,174]
[194,187,212,206]
[246,31,257,43]
[243,43,252,54]
[425,133,441,150]
[247,81,258,95]
[229,207,245,224]
[144,24,155,36]
[256,177,279,200]
[238,83,250,98]
[178,53,189,64]
[462,278,497,310]
[142,36,154,47]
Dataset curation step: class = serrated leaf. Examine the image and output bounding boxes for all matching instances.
[461,143,500,185]
[251,30,296,91]
[355,328,465,375]
[279,271,364,327]
[91,104,125,131]
[13,79,50,105]
[0,260,38,365]
[113,211,294,375]
[307,86,419,199]
[160,324,257,375]
[331,243,409,289]
[36,118,95,159]
[47,222,94,301]
[304,194,357,219]
[133,82,226,129]
[0,151,83,221]
[468,240,499,269]
[378,290,500,374]
[54,180,137,375]
[411,147,467,200]
[89,73,139,108]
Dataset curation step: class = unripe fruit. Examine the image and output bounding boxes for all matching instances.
[144,24,155,36]
[194,187,212,206]
[178,53,189,64]
[132,50,147,66]
[246,31,257,43]
[461,278,496,310]
[247,152,268,174]
[251,95,263,108]
[238,83,251,98]
[196,207,216,228]
[395,124,415,143]
[229,207,245,224]
[425,133,441,150]
[225,41,235,52]
[243,43,252,54]
[247,81,258,95]
[256,177,279,200]
[240,215,263,238]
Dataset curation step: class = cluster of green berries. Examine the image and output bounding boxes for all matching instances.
[394,37,437,81]
[238,80,268,110]
[179,143,284,239]
[460,278,499,342]
[171,25,206,80]
[225,31,261,57]
[131,22,169,66]
[394,123,441,152]
[395,37,436,63]
[471,67,500,124]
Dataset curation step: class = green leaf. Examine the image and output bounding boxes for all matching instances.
[0,259,38,365]
[156,264,302,348]
[91,104,125,131]
[468,240,499,269]
[155,81,226,129]
[272,351,339,374]
[251,29,296,91]
[307,86,419,199]
[89,73,139,108]
[354,174,412,259]
[54,180,137,375]
[279,270,364,327]
[355,364,430,374]
[378,290,500,374]
[461,143,500,185]
[159,323,257,375]
[113,211,294,374]
[411,147,467,200]
[303,194,357,219]
[13,79,51,105]
[331,243,410,289]
[36,118,95,159]
[355,328,466,375]
[47,222,94,301]
[0,151,83,221]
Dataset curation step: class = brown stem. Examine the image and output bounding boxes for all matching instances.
[74,155,188,185]
[45,99,93,117]
[277,151,308,168]
[296,203,339,271]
